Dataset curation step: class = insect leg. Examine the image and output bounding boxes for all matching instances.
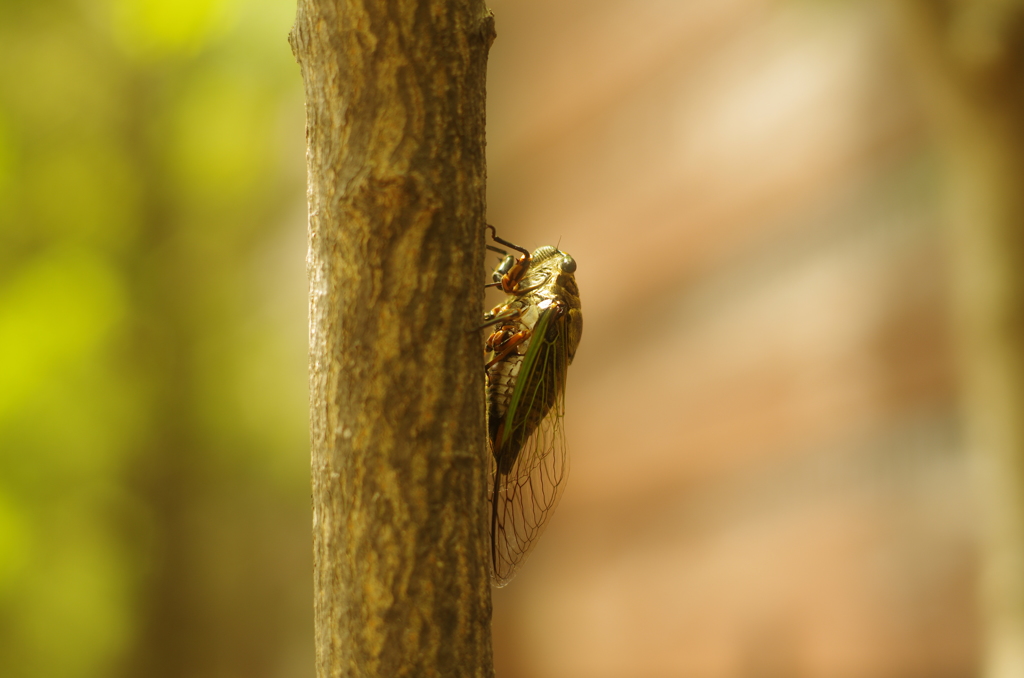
[485,324,516,352]
[487,225,534,293]
[485,329,531,368]
[507,281,546,295]
[479,307,520,331]
[486,224,530,257]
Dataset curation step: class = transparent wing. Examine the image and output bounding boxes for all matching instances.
[489,306,571,586]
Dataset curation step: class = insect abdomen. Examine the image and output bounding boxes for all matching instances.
[487,309,563,474]
[486,353,522,454]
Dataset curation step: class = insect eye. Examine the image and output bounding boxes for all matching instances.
[560,254,576,273]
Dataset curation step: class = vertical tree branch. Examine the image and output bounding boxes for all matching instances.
[289,1,496,676]
[893,2,1024,676]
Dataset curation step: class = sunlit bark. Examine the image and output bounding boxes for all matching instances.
[894,3,1024,676]
[289,1,496,676]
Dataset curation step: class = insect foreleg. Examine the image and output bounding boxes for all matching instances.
[507,280,546,295]
[487,225,533,293]
[486,224,530,258]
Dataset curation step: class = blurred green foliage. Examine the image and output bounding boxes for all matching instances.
[0,0,310,676]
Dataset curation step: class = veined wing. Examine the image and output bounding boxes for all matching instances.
[489,304,571,586]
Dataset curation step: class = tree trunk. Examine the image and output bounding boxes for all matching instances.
[289,1,496,676]
[893,3,1024,676]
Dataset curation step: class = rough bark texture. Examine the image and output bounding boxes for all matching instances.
[289,1,496,676]
[894,3,1024,676]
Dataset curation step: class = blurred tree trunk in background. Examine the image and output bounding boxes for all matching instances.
[895,3,1024,676]
[289,1,495,676]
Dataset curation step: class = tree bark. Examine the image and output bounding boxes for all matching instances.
[289,1,496,676]
[893,3,1024,676]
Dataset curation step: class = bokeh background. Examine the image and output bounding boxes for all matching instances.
[0,0,1007,676]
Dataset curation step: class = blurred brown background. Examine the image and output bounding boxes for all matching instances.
[486,2,975,676]
[0,0,1011,676]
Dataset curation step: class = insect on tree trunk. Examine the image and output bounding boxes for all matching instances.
[289,1,496,676]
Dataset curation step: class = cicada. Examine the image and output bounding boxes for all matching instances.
[482,225,583,586]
